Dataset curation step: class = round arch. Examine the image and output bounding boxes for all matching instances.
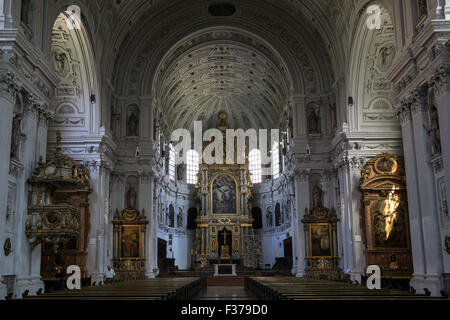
[47,5,101,141]
[347,1,398,133]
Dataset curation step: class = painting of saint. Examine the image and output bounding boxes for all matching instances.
[310,225,331,257]
[212,175,237,214]
[372,194,408,248]
[120,226,140,258]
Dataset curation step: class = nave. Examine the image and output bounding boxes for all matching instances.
[2,0,450,301]
[18,276,444,301]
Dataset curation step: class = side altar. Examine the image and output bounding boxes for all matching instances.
[194,113,262,268]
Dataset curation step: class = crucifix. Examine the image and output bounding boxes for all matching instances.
[222,229,229,244]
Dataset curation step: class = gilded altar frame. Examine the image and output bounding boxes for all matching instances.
[117,224,146,260]
[302,207,340,280]
[193,113,261,268]
[112,208,148,280]
[360,153,413,279]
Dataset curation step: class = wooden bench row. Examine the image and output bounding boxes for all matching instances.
[245,277,432,300]
[24,277,206,301]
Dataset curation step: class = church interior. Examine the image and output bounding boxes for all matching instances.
[1,0,450,301]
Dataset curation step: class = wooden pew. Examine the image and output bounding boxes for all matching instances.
[24,277,206,301]
[245,277,435,300]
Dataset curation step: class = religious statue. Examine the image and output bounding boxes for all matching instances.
[177,209,183,228]
[266,209,273,227]
[312,185,323,208]
[308,108,320,134]
[126,185,137,210]
[10,113,25,160]
[128,112,138,136]
[220,245,230,259]
[428,107,441,155]
[159,206,164,226]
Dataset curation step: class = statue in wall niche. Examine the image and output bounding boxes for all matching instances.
[177,209,183,228]
[428,106,441,155]
[308,108,320,134]
[266,209,273,227]
[128,112,138,136]
[10,113,25,160]
[177,165,183,181]
[126,185,137,210]
[312,185,323,208]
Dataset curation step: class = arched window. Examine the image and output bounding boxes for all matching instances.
[272,142,280,179]
[186,150,200,184]
[249,149,262,184]
[169,144,176,181]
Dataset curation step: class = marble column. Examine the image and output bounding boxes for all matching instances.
[86,163,110,284]
[339,156,366,283]
[409,89,443,295]
[398,102,427,288]
[293,169,309,277]
[432,68,450,265]
[139,172,157,278]
[0,73,21,299]
[14,96,46,297]
[337,165,352,273]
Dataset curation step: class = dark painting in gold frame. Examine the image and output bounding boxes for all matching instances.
[310,224,331,257]
[120,225,141,259]
[374,157,398,174]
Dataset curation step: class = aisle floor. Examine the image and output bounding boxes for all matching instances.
[195,286,255,300]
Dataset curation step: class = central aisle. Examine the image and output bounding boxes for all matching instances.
[195,286,254,300]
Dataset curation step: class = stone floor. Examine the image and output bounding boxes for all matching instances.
[195,286,255,300]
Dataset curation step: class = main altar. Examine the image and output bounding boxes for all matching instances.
[194,113,262,268]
